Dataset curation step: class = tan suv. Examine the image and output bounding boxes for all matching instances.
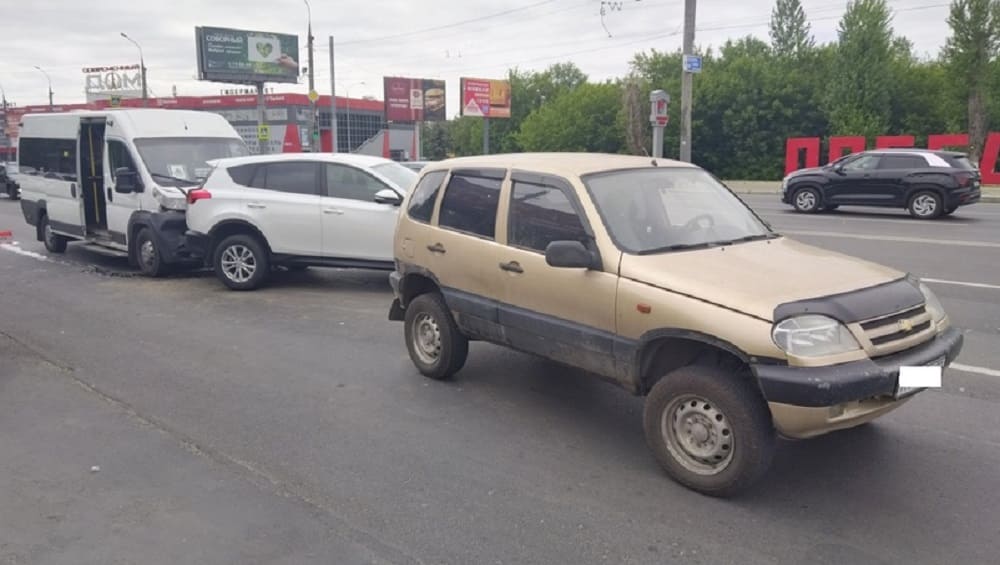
[388,153,963,496]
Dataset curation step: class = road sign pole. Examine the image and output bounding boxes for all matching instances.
[650,90,669,159]
[680,0,696,162]
[329,36,337,153]
[256,82,268,155]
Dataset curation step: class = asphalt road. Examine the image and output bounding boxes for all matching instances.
[2,193,999,565]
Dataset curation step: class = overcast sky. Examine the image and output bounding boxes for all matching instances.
[2,0,950,115]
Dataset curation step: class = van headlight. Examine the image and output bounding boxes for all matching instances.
[919,282,945,323]
[772,315,861,357]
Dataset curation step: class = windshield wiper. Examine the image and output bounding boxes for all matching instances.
[637,242,722,255]
[149,172,200,186]
[714,233,782,246]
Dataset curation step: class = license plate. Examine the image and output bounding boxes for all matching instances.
[895,356,945,399]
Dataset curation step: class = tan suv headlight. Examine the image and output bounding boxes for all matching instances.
[919,282,945,323]
[772,315,861,357]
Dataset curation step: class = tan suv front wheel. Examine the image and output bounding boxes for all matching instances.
[643,364,776,497]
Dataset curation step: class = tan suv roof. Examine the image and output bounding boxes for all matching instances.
[425,152,697,178]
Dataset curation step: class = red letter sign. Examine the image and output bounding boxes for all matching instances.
[829,136,866,163]
[785,137,820,175]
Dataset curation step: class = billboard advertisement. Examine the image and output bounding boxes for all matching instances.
[196,26,300,84]
[83,64,143,103]
[383,77,446,122]
[460,77,511,119]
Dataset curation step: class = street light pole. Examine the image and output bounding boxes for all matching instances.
[34,66,53,109]
[304,0,317,152]
[341,81,365,153]
[121,32,149,106]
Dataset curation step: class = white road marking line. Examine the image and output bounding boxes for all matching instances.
[769,215,973,226]
[923,278,1000,291]
[1,243,50,261]
[950,363,1000,378]
[784,230,1000,248]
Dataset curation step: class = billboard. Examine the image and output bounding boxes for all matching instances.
[460,77,511,119]
[83,64,143,103]
[383,77,446,122]
[196,26,300,84]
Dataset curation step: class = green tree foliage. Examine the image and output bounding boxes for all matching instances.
[515,82,625,153]
[770,0,815,57]
[422,122,450,160]
[943,0,1000,160]
[825,0,895,139]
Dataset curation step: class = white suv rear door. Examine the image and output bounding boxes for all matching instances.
[320,163,401,261]
[243,161,322,256]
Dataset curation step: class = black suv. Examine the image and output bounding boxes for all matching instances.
[0,163,19,200]
[781,149,981,219]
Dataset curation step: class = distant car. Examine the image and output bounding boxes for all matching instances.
[184,153,419,290]
[401,161,432,172]
[1,163,18,200]
[781,149,981,219]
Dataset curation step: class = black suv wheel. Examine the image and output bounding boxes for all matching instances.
[909,191,942,219]
[792,187,821,213]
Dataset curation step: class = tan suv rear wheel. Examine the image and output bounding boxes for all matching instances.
[643,364,775,497]
[404,293,469,380]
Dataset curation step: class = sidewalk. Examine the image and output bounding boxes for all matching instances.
[724,180,1000,203]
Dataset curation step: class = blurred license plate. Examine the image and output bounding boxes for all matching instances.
[896,356,946,399]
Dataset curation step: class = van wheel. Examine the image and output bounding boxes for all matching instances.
[909,191,942,219]
[643,364,775,497]
[404,293,468,380]
[40,214,68,254]
[135,228,169,278]
[214,234,270,291]
[792,188,821,213]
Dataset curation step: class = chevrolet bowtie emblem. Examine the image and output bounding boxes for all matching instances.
[898,319,914,332]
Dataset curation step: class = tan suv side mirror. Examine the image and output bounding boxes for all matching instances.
[545,241,597,270]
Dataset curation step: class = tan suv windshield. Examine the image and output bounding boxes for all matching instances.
[584,167,773,254]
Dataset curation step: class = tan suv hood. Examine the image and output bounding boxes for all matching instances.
[618,237,903,322]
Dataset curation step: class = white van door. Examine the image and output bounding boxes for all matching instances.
[35,138,85,236]
[104,137,143,247]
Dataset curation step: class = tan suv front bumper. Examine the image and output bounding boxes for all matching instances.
[752,327,963,439]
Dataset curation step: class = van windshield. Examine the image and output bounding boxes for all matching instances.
[584,167,774,255]
[134,137,249,186]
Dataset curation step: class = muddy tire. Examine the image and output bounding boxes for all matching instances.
[404,293,469,380]
[643,364,776,497]
[135,227,170,277]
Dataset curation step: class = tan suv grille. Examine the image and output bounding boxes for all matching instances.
[857,305,934,357]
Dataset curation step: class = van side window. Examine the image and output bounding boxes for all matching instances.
[107,140,137,180]
[407,171,447,223]
[19,138,77,181]
[509,181,587,253]
[438,172,502,239]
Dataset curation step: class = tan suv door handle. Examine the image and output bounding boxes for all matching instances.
[499,261,524,274]
[427,243,446,254]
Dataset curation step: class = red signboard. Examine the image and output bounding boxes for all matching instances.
[383,77,446,123]
[460,77,511,119]
[786,133,1000,185]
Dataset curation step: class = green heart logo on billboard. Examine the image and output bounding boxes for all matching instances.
[256,42,273,59]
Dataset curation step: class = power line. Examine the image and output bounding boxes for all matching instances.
[336,0,560,46]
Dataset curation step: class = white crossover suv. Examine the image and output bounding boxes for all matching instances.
[184,153,418,290]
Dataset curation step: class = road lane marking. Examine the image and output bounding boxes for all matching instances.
[767,215,973,226]
[923,278,1000,291]
[1,243,50,261]
[784,230,1000,248]
[950,363,1000,378]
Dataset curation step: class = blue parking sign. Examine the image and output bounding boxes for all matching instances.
[683,55,703,73]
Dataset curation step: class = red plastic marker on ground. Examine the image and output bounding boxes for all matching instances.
[0,230,12,242]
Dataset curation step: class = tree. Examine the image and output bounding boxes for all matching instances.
[825,0,895,139]
[942,0,1000,161]
[515,82,625,153]
[422,121,450,160]
[769,0,814,57]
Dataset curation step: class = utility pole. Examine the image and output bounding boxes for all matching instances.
[329,36,337,153]
[680,0,696,162]
[304,0,317,152]
[121,33,148,107]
